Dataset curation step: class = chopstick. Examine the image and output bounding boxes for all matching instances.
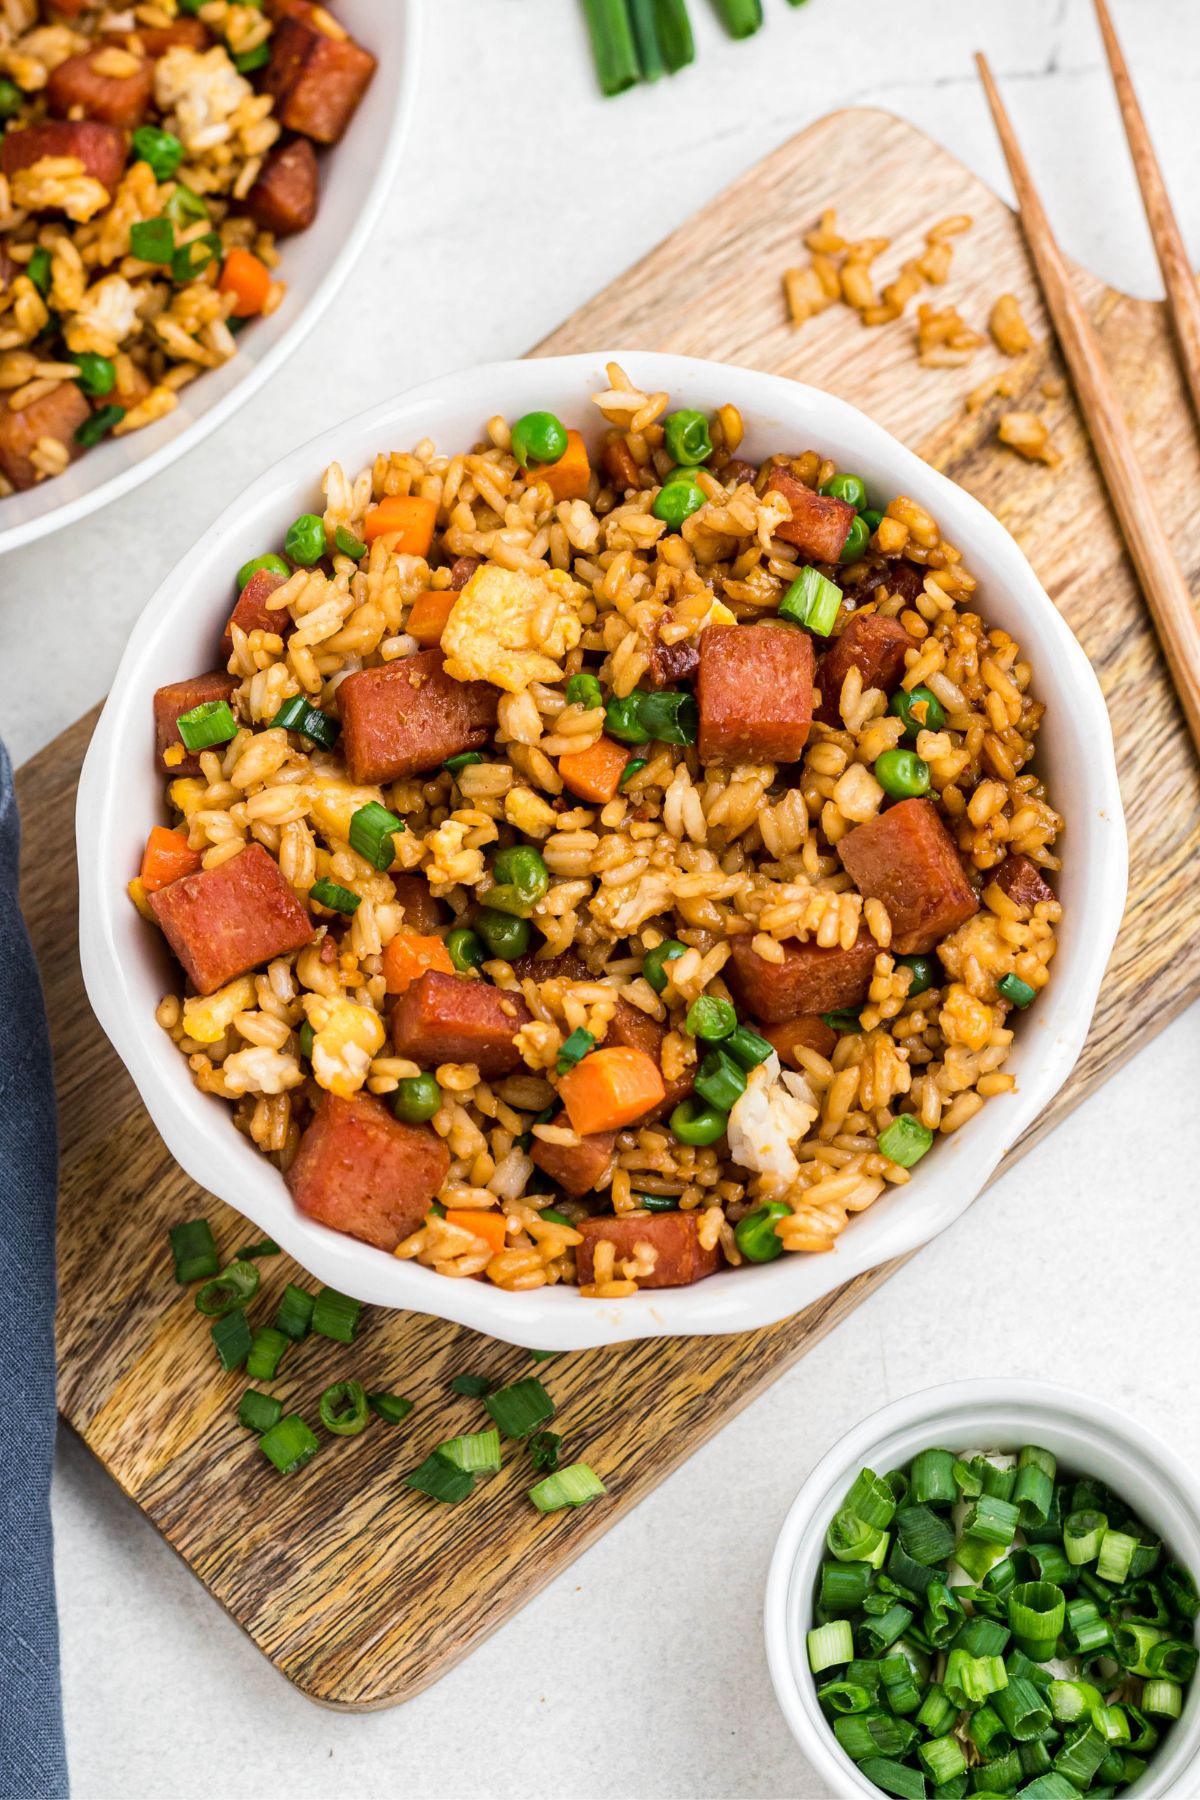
[975,52,1200,756]
[1093,0,1200,428]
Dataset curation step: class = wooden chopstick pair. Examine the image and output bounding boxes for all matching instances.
[976,2,1200,753]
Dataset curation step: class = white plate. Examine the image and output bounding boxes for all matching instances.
[0,0,418,557]
[765,1380,1200,1798]
[76,352,1128,1350]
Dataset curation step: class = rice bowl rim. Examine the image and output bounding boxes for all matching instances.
[764,1378,1200,1798]
[76,351,1128,1351]
[0,0,420,557]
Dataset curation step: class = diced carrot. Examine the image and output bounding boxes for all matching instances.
[763,1015,837,1066]
[557,1045,666,1136]
[444,1209,506,1255]
[381,930,454,995]
[406,588,458,647]
[140,824,201,893]
[527,428,591,502]
[558,734,630,804]
[217,247,271,318]
[363,494,438,554]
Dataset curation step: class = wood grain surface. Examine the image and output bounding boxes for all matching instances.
[19,108,1200,1710]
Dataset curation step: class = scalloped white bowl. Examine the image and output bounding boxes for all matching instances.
[0,1,418,557]
[765,1380,1200,1798]
[76,352,1127,1350]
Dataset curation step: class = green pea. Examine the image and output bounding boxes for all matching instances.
[232,42,271,74]
[488,845,549,917]
[392,1073,442,1124]
[897,954,936,997]
[236,551,291,592]
[669,1096,729,1147]
[131,124,184,182]
[475,907,531,960]
[511,410,568,470]
[643,939,686,994]
[0,76,23,122]
[285,513,326,567]
[72,353,115,399]
[566,671,604,710]
[26,247,51,297]
[734,1201,791,1263]
[820,472,868,510]
[446,927,485,973]
[840,515,871,563]
[663,409,713,467]
[875,748,931,800]
[685,994,737,1042]
[604,693,652,745]
[861,508,885,533]
[889,684,946,740]
[652,476,706,532]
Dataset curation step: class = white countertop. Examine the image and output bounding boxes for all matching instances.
[4,0,1198,1794]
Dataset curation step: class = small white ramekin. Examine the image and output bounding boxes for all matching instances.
[765,1380,1200,1798]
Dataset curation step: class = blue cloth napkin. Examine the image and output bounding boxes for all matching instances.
[0,739,68,1800]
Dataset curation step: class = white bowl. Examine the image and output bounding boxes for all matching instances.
[76,351,1127,1351]
[0,1,419,557]
[765,1380,1200,1798]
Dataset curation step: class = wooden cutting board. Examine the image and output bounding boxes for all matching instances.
[20,108,1200,1710]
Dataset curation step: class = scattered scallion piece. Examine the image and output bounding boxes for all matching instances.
[194,1259,260,1317]
[529,1430,562,1473]
[367,1392,414,1425]
[484,1377,555,1439]
[528,1463,605,1514]
[556,1027,595,1074]
[245,1327,289,1383]
[405,1449,475,1504]
[235,1238,280,1262]
[259,1414,319,1475]
[319,1380,369,1437]
[170,1218,218,1284]
[210,1308,252,1372]
[348,801,405,871]
[450,1373,494,1398]
[779,565,843,636]
[275,1283,314,1341]
[580,0,640,95]
[75,404,125,448]
[334,525,367,561]
[270,696,341,750]
[309,877,361,915]
[437,1428,502,1476]
[175,698,238,752]
[312,1286,362,1345]
[238,1389,282,1435]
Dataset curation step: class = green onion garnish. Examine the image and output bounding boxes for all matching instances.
[367,1392,414,1425]
[309,878,361,915]
[529,1430,562,1473]
[170,230,221,285]
[449,1373,494,1398]
[130,216,174,264]
[26,246,51,296]
[131,125,184,181]
[555,1027,595,1074]
[580,0,640,96]
[259,1414,319,1474]
[270,696,341,750]
[210,1308,252,1372]
[75,404,125,449]
[443,751,484,774]
[235,1238,280,1261]
[238,1389,283,1435]
[195,1259,260,1317]
[245,1327,289,1383]
[723,1023,773,1070]
[170,1218,218,1283]
[528,1462,605,1514]
[348,801,405,870]
[619,757,646,788]
[334,525,367,561]
[311,1286,362,1345]
[437,1428,502,1475]
[484,1376,555,1439]
[779,565,843,636]
[163,182,208,228]
[876,1114,934,1169]
[175,699,238,752]
[319,1380,369,1437]
[232,41,270,73]
[807,1619,854,1673]
[405,1449,475,1504]
[693,1048,747,1112]
[999,972,1037,1008]
[275,1283,314,1341]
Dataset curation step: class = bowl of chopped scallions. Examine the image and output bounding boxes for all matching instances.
[765,1381,1200,1798]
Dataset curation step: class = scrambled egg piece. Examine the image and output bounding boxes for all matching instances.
[182,976,258,1046]
[303,994,385,1099]
[727,1055,819,1189]
[441,565,582,693]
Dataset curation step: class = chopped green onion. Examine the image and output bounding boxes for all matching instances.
[1065,1508,1107,1564]
[835,1713,919,1763]
[580,0,640,96]
[1018,1777,1077,1800]
[169,1218,218,1283]
[1164,1561,1200,1620]
[132,124,185,180]
[1141,1678,1183,1719]
[693,1047,747,1111]
[195,1259,260,1317]
[965,1493,1021,1546]
[1096,1527,1137,1583]
[210,1308,252,1372]
[405,1449,475,1504]
[238,1389,282,1434]
[275,1283,314,1340]
[1008,1580,1066,1659]
[618,757,646,789]
[877,1115,934,1169]
[246,1326,289,1383]
[259,1414,319,1474]
[820,1561,874,1615]
[723,1023,773,1070]
[845,1466,899,1529]
[943,1648,1007,1707]
[170,230,221,285]
[957,1613,1011,1658]
[163,182,208,227]
[915,1683,956,1737]
[367,1392,414,1424]
[917,1734,965,1787]
[859,1604,913,1655]
[319,1380,369,1437]
[334,525,367,561]
[879,1652,922,1715]
[922,1581,965,1648]
[1049,1678,1104,1723]
[891,683,946,739]
[993,1674,1051,1741]
[270,696,340,748]
[685,993,737,1041]
[311,1286,362,1345]
[779,565,842,636]
[75,404,125,448]
[556,1027,595,1074]
[484,1377,555,1438]
[176,698,238,752]
[909,1448,956,1507]
[529,1430,562,1473]
[822,1007,863,1034]
[528,1463,605,1513]
[999,972,1037,1008]
[131,216,174,264]
[232,41,270,73]
[896,1504,956,1567]
[969,1705,1012,1762]
[235,1238,280,1261]
[857,1756,926,1798]
[348,801,405,870]
[309,878,361,915]
[643,939,686,994]
[1147,1636,1199,1681]
[1054,1719,1110,1787]
[449,1373,494,1398]
[807,1619,854,1673]
[437,1427,502,1475]
[444,751,484,774]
